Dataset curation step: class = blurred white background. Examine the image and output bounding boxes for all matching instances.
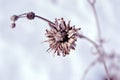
[0,0,120,80]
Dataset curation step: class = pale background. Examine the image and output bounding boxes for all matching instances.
[0,0,120,80]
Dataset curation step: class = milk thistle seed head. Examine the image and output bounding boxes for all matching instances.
[10,12,81,57]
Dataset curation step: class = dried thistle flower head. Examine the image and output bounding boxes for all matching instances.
[45,18,81,56]
[10,12,81,56]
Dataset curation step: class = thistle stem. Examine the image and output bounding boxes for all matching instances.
[35,15,55,24]
[88,0,101,42]
[12,12,55,25]
[81,35,110,80]
[86,0,110,80]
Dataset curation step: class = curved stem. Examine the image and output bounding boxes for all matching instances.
[16,12,55,24]
[81,35,98,48]
[81,35,110,80]
[88,0,102,44]
[92,5,101,41]
[87,0,110,80]
[11,12,55,28]
[35,15,55,24]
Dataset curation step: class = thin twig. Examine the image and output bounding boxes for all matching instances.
[86,0,110,80]
[10,12,55,28]
[81,58,98,80]
[81,35,110,80]
[35,15,55,24]
[88,0,101,42]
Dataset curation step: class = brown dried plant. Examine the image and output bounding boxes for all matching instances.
[10,12,81,56]
[81,0,120,80]
[10,0,120,80]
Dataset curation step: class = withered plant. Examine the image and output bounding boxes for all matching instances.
[10,0,120,80]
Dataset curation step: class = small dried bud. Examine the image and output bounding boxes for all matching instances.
[11,15,18,21]
[11,23,16,28]
[26,12,35,20]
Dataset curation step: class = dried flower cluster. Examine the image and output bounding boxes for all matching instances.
[10,0,120,80]
[10,12,35,28]
[45,18,81,56]
[10,12,81,57]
